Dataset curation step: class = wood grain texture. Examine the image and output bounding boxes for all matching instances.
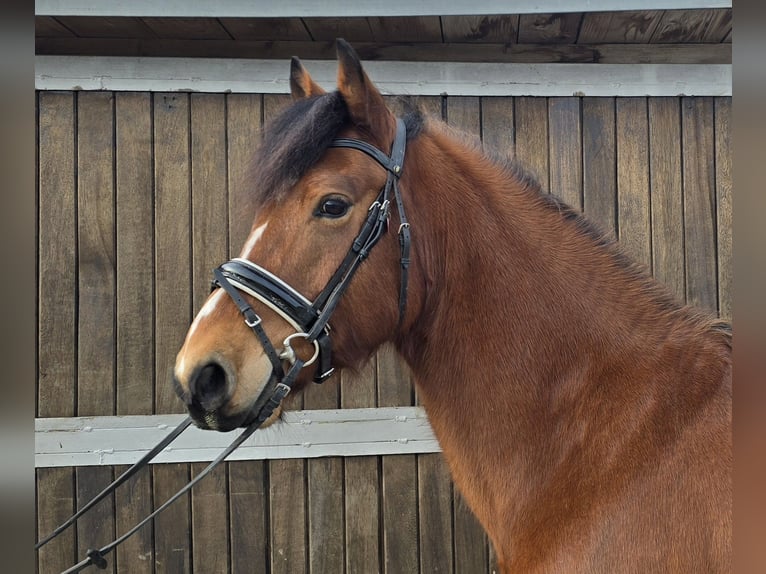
[38,91,76,419]
[113,464,153,574]
[219,17,312,41]
[582,97,617,237]
[191,93,228,311]
[682,97,717,311]
[548,97,582,210]
[648,97,685,299]
[369,16,442,42]
[714,97,732,320]
[517,13,582,44]
[616,97,651,267]
[442,15,519,43]
[269,459,307,574]
[37,90,76,574]
[418,454,453,574]
[341,359,380,574]
[226,93,263,254]
[481,97,515,160]
[651,9,732,43]
[191,463,229,573]
[55,16,156,39]
[377,344,418,573]
[36,468,76,573]
[153,92,191,414]
[142,17,231,40]
[304,348,344,573]
[578,11,661,43]
[77,91,115,418]
[116,92,154,417]
[454,492,488,574]
[153,464,191,573]
[514,97,549,192]
[36,37,733,65]
[36,16,74,37]
[76,467,116,573]
[228,461,269,574]
[304,17,374,43]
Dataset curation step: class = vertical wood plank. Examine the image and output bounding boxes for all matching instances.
[582,98,617,237]
[305,378,344,573]
[189,93,231,574]
[153,92,192,572]
[229,461,269,574]
[714,97,732,320]
[648,98,685,300]
[76,91,115,417]
[37,90,77,574]
[418,454,453,574]
[227,93,263,253]
[225,92,270,574]
[114,90,154,574]
[454,493,488,574]
[76,91,116,570]
[191,93,228,310]
[514,97,549,192]
[153,464,192,574]
[342,359,380,574]
[269,459,307,574]
[446,96,489,574]
[38,91,76,419]
[75,468,116,573]
[154,92,191,414]
[616,98,651,267]
[481,97,515,160]
[682,97,717,312]
[116,92,154,415]
[191,464,229,574]
[548,97,582,210]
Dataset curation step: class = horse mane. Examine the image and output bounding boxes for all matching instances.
[423,118,732,343]
[249,92,424,208]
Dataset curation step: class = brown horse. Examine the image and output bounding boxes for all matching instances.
[173,41,732,572]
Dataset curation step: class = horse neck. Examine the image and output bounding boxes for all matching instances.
[395,123,728,486]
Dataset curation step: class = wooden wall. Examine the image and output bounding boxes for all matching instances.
[36,91,731,573]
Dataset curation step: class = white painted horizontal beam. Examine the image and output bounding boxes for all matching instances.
[35,407,441,468]
[35,0,732,18]
[35,57,732,97]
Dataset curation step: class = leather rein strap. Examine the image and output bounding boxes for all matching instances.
[36,118,410,574]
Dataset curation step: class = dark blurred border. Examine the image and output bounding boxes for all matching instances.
[0,0,34,572]
[733,1,766,573]
[15,1,763,573]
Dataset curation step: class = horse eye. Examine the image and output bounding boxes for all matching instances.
[317,197,350,218]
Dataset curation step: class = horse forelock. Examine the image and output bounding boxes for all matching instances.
[250,92,349,208]
[249,93,425,209]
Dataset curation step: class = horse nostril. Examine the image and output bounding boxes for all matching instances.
[190,362,230,412]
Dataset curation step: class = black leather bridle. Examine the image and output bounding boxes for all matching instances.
[36,117,411,573]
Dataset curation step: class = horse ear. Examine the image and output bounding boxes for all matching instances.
[290,57,326,100]
[336,39,395,145]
